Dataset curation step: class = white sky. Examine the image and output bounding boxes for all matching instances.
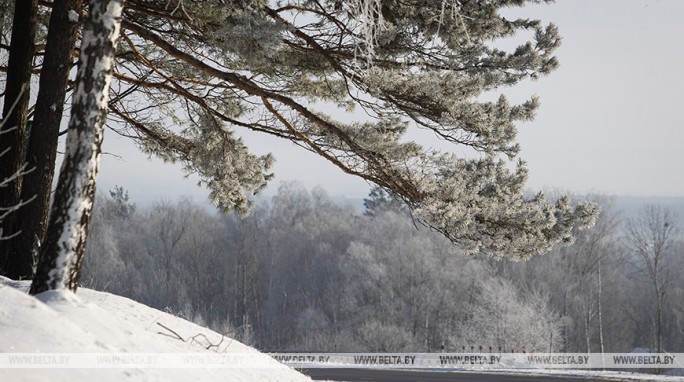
[98,0,684,205]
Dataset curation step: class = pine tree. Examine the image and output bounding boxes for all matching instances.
[110,0,596,258]
[363,186,407,217]
[7,0,85,280]
[0,0,37,278]
[1,0,599,289]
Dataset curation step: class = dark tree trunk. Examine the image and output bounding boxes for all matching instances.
[30,0,123,294]
[7,0,85,280]
[0,0,38,279]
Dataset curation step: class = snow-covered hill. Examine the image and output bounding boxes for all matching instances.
[4,275,684,382]
[0,276,312,382]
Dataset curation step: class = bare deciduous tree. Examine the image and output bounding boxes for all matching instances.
[625,204,679,353]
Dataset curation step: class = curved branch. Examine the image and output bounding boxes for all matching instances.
[123,19,423,201]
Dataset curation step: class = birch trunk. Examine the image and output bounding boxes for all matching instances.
[30,0,123,294]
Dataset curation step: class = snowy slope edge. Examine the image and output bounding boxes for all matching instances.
[0,276,312,382]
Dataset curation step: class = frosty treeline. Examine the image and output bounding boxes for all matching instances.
[82,185,684,353]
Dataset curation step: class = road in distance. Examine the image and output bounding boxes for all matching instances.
[301,368,621,382]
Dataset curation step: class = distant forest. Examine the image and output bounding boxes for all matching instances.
[82,183,684,353]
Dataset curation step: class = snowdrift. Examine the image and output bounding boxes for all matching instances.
[0,277,312,382]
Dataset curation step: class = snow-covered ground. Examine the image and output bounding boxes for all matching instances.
[2,276,683,382]
[0,276,312,382]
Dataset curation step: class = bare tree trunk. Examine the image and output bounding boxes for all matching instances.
[0,0,37,279]
[657,288,664,353]
[584,303,592,353]
[9,0,85,281]
[597,255,605,367]
[30,0,123,294]
[562,289,569,352]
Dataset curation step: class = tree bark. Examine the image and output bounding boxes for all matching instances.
[5,0,85,281]
[657,288,664,353]
[597,255,605,368]
[30,0,123,294]
[0,0,37,279]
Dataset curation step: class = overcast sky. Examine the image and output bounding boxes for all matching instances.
[98,0,684,205]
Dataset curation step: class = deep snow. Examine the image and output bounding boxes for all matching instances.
[0,276,312,382]
[2,276,683,382]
